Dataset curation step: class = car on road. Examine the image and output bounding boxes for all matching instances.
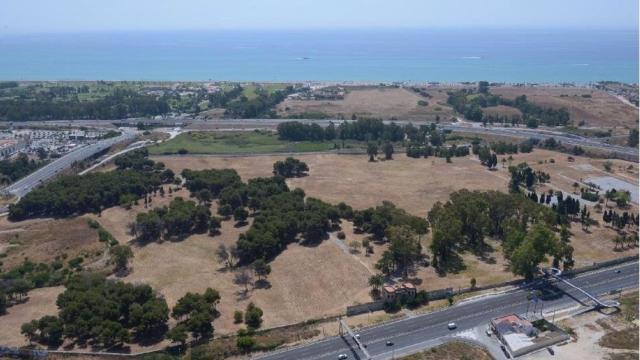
[338,354,348,359]
[447,322,457,330]
[486,328,492,337]
[386,340,394,346]
[615,269,621,274]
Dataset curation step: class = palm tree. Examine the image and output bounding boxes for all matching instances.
[368,273,385,293]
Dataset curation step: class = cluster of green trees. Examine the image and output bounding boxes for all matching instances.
[508,163,550,192]
[237,190,346,263]
[405,144,469,159]
[0,89,169,121]
[375,225,423,278]
[277,119,407,142]
[447,84,570,127]
[134,197,211,243]
[0,153,46,184]
[476,147,499,169]
[9,150,174,220]
[272,157,309,178]
[0,257,79,314]
[603,210,639,231]
[428,190,560,276]
[167,288,221,343]
[225,86,295,118]
[8,170,168,220]
[207,85,243,108]
[604,189,632,208]
[485,141,533,155]
[22,272,169,347]
[353,201,428,239]
[181,166,351,264]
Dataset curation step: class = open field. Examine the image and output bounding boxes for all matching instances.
[0,147,637,350]
[277,87,455,121]
[0,216,103,269]
[491,87,638,131]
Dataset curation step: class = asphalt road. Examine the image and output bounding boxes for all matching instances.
[256,261,639,360]
[1,129,136,199]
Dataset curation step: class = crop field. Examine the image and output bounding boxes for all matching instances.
[277,87,456,121]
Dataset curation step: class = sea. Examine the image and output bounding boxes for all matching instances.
[0,28,637,83]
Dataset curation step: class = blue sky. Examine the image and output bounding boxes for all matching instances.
[0,0,638,33]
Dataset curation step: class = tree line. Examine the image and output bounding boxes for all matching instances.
[277,119,406,142]
[447,83,570,127]
[9,152,174,221]
[225,86,295,118]
[0,89,170,121]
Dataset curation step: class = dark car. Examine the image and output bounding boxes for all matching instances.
[386,340,394,346]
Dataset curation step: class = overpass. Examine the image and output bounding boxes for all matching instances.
[543,267,620,308]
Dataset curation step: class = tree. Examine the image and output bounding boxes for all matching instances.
[216,244,232,269]
[509,224,560,280]
[383,142,394,160]
[273,157,309,178]
[368,273,384,293]
[237,335,256,352]
[0,291,7,314]
[110,245,133,273]
[166,325,188,346]
[218,204,233,219]
[244,302,263,329]
[367,143,378,162]
[234,207,249,225]
[234,268,253,292]
[386,225,422,278]
[234,310,244,324]
[470,277,477,289]
[209,216,221,236]
[252,259,271,281]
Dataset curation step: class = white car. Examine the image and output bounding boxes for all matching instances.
[338,354,348,360]
[447,322,457,330]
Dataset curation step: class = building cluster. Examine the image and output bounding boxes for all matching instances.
[0,128,110,159]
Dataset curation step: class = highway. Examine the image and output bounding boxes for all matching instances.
[256,261,638,360]
[1,129,136,199]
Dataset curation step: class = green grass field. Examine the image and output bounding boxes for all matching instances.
[147,131,353,155]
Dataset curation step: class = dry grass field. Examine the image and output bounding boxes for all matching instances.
[0,148,636,348]
[0,286,64,346]
[153,153,507,217]
[0,216,102,269]
[277,87,455,121]
[491,87,638,131]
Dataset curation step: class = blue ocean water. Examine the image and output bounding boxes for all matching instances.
[0,28,637,83]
